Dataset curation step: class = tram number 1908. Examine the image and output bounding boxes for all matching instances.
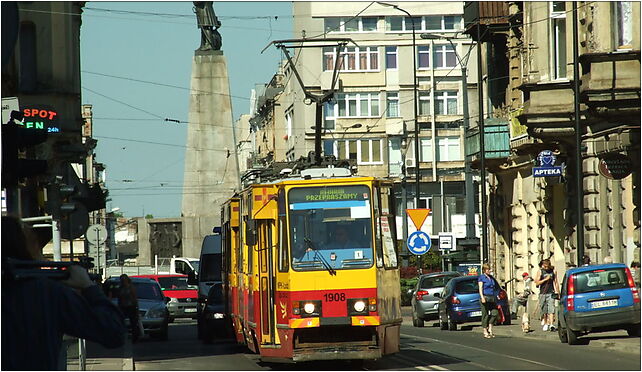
[324,293,346,302]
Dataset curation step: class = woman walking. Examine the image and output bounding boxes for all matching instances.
[118,274,141,342]
[478,263,499,338]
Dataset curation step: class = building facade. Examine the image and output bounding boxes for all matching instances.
[465,1,640,298]
[247,2,483,262]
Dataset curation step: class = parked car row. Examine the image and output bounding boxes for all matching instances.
[408,265,641,345]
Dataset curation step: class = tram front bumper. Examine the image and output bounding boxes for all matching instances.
[292,346,382,362]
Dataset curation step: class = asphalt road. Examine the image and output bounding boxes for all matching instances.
[130,318,640,370]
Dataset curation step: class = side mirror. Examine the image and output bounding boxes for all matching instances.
[164,297,171,304]
[213,226,222,234]
[434,292,441,298]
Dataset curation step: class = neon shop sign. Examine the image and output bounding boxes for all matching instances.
[21,106,61,133]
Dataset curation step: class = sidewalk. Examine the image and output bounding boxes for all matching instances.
[65,336,134,370]
[401,307,640,355]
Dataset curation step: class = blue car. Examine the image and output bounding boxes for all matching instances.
[557,263,641,345]
[436,276,510,331]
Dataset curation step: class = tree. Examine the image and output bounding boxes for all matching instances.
[145,214,154,219]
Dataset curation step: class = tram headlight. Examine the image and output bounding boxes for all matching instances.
[353,300,366,313]
[303,302,316,314]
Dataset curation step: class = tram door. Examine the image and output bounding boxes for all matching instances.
[258,221,276,344]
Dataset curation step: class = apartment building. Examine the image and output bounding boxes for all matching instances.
[464,1,640,294]
[248,2,482,256]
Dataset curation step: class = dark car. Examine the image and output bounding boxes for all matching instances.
[200,283,230,343]
[436,275,510,331]
[557,263,641,345]
[411,271,462,327]
[103,276,171,340]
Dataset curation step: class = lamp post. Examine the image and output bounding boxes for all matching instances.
[420,33,476,242]
[378,2,420,209]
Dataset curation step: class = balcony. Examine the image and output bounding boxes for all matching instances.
[463,1,511,41]
[465,118,510,163]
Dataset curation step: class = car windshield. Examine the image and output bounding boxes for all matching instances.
[574,268,628,294]
[288,185,373,271]
[420,275,458,289]
[157,277,195,290]
[133,282,164,300]
[455,279,479,294]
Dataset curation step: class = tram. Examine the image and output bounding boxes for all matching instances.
[220,162,401,363]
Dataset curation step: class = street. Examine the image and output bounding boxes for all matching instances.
[75,309,640,371]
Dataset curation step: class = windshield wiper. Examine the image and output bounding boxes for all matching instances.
[303,238,336,276]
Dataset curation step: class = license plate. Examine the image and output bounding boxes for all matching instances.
[591,299,618,309]
[184,308,197,313]
[470,311,482,317]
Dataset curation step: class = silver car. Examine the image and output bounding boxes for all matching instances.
[411,271,462,327]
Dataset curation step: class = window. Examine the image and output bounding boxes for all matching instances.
[433,44,457,68]
[323,101,335,130]
[386,92,400,117]
[325,17,379,33]
[614,2,633,49]
[285,110,293,137]
[323,46,379,72]
[437,137,462,161]
[420,138,433,162]
[330,92,380,117]
[386,15,462,32]
[418,92,431,115]
[551,2,567,79]
[418,46,430,68]
[385,46,398,69]
[335,139,383,165]
[435,91,458,115]
[323,139,335,156]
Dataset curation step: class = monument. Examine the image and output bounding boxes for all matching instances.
[181,2,239,257]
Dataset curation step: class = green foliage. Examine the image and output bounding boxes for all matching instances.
[145,214,154,219]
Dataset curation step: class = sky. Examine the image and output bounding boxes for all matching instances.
[80,1,293,218]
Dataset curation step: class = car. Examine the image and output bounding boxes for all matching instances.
[200,283,230,343]
[410,271,462,327]
[557,263,641,345]
[103,276,171,340]
[436,275,511,331]
[133,274,198,322]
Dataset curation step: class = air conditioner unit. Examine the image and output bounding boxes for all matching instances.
[405,158,416,168]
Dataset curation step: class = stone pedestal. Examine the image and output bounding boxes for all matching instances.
[181,50,238,258]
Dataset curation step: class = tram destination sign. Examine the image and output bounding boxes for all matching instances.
[289,186,368,203]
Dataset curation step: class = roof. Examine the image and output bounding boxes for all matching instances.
[133,274,188,279]
[419,271,461,278]
[104,276,157,283]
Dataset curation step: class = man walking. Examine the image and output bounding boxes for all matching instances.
[534,259,559,332]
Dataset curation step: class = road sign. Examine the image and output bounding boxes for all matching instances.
[406,208,431,230]
[85,224,107,246]
[439,233,455,251]
[407,231,432,255]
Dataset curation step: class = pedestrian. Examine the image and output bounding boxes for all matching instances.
[118,274,142,342]
[510,272,533,332]
[1,216,126,370]
[630,261,640,288]
[534,258,559,332]
[478,263,499,338]
[603,256,613,264]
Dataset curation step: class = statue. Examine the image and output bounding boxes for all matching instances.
[193,1,222,51]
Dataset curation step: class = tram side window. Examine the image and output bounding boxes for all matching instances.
[373,187,384,268]
[381,186,398,269]
[278,217,289,272]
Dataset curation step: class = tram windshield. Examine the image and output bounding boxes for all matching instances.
[288,185,374,271]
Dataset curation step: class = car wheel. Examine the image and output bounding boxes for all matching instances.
[627,326,640,337]
[447,313,457,331]
[412,310,424,327]
[558,321,568,343]
[567,328,581,345]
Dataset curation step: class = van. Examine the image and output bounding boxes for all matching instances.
[194,230,222,339]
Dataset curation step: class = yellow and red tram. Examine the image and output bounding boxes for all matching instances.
[220,167,401,362]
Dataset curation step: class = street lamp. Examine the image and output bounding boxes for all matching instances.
[420,32,476,244]
[378,2,420,209]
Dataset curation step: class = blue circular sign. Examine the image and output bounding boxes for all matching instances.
[407,231,432,255]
